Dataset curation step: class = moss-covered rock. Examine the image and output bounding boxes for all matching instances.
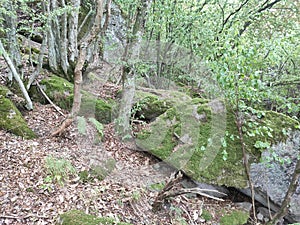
[0,86,36,139]
[136,89,299,188]
[220,210,249,225]
[133,89,192,121]
[35,75,115,123]
[58,210,132,225]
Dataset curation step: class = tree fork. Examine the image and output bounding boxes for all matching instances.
[51,0,104,137]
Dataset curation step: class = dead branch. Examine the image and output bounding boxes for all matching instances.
[36,81,65,116]
[50,117,74,137]
[152,171,184,212]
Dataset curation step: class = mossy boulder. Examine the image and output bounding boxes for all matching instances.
[35,75,114,123]
[133,89,192,121]
[136,90,299,188]
[58,210,132,225]
[0,86,36,139]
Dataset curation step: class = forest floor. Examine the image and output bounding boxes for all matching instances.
[0,79,252,225]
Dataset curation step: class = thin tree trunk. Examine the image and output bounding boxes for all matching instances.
[3,1,22,79]
[117,0,150,139]
[0,40,33,110]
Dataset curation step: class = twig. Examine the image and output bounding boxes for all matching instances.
[36,81,65,116]
[165,187,226,202]
[0,214,48,219]
[179,205,196,225]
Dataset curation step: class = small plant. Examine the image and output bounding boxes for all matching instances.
[131,190,141,201]
[148,182,165,192]
[43,155,76,186]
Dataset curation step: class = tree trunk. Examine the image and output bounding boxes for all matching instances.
[2,1,22,79]
[116,0,150,139]
[51,0,105,136]
[0,40,33,110]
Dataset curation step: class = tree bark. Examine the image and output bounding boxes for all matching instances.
[0,40,33,110]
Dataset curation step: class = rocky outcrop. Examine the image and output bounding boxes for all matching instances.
[134,88,300,222]
[248,131,300,222]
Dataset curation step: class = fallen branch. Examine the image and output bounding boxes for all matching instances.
[152,171,226,212]
[36,81,65,116]
[50,117,74,137]
[152,171,184,212]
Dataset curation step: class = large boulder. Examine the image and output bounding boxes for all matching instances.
[248,131,300,222]
[0,86,36,139]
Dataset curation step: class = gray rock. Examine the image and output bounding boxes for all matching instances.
[234,202,252,213]
[249,131,300,222]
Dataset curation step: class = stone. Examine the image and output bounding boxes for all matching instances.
[234,202,252,213]
[58,210,132,225]
[135,89,298,189]
[250,131,300,223]
[0,86,36,139]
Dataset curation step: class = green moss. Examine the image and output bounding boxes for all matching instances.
[136,107,180,159]
[0,86,36,139]
[38,75,115,123]
[220,210,249,225]
[201,209,212,221]
[40,75,73,109]
[191,98,209,105]
[58,210,132,225]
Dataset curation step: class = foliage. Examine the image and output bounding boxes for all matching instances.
[43,155,76,187]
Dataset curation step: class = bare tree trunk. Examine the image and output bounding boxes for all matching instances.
[116,0,150,139]
[2,1,22,80]
[0,40,33,110]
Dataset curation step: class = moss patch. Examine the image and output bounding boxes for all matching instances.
[0,86,36,139]
[58,210,132,225]
[36,75,115,123]
[133,90,191,121]
[220,210,249,225]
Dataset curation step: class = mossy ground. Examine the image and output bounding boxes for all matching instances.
[0,86,36,139]
[38,75,114,123]
[58,210,132,225]
[136,91,299,188]
[219,210,249,225]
